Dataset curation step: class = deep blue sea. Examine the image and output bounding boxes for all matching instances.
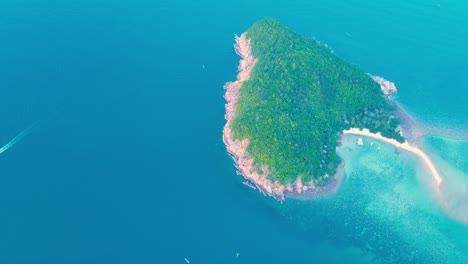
[0,0,466,263]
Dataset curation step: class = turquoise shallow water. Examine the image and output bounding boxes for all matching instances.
[0,0,466,263]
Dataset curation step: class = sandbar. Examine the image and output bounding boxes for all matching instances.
[343,128,443,186]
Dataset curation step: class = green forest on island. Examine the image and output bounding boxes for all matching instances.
[230,18,404,184]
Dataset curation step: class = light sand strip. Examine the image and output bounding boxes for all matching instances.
[343,128,443,186]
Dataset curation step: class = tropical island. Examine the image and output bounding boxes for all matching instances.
[223,18,440,201]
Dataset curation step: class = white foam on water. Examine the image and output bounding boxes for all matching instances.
[0,122,38,155]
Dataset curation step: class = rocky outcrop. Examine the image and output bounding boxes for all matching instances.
[370,75,397,96]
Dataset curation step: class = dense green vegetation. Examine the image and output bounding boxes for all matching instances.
[230,18,404,184]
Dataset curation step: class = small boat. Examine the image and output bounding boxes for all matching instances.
[202,64,206,69]
[357,137,364,146]
[184,257,190,264]
[243,180,257,190]
[236,252,240,258]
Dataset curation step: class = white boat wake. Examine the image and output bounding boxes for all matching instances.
[0,122,39,155]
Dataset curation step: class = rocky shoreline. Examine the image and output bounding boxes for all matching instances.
[370,74,397,97]
[222,33,286,201]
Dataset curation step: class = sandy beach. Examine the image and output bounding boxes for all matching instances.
[343,128,443,186]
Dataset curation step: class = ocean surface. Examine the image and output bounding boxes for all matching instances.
[0,0,466,263]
